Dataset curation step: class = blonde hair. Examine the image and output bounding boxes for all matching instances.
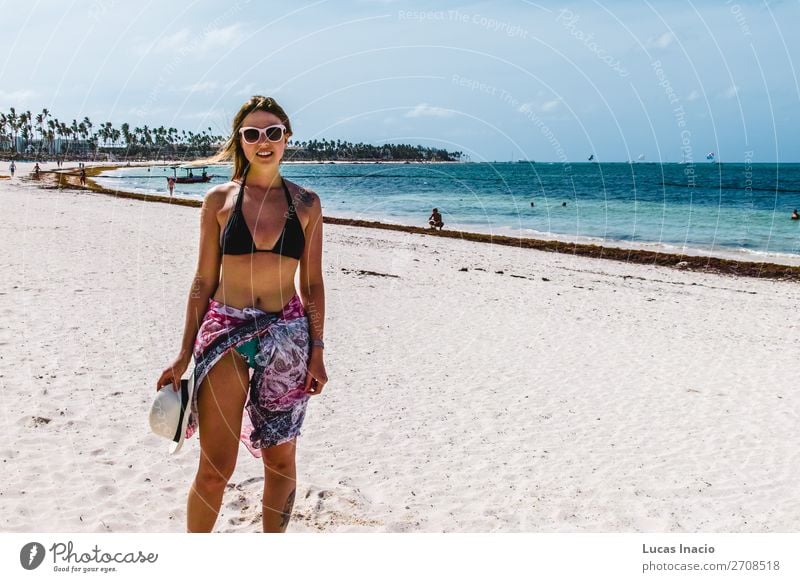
[207,96,292,181]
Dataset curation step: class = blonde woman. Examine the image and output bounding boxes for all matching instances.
[157,96,328,533]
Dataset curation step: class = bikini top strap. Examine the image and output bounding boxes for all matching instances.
[281,178,295,217]
[235,172,247,210]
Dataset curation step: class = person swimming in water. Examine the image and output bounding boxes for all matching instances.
[792,209,799,221]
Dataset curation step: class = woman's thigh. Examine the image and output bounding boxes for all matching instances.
[197,349,251,473]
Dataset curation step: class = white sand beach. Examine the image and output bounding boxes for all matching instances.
[2,163,799,533]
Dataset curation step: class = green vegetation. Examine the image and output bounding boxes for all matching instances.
[0,107,462,162]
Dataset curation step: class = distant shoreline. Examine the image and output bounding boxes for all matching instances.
[34,162,800,283]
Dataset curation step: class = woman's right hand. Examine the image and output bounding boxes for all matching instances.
[156,352,192,392]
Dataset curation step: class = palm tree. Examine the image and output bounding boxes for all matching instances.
[46,128,55,155]
[19,111,31,153]
[35,113,45,155]
[0,113,7,151]
[120,122,132,149]
[70,119,79,153]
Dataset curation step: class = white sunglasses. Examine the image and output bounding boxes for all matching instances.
[238,124,288,144]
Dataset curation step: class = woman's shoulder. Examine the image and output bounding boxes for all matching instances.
[203,181,240,209]
[284,178,319,210]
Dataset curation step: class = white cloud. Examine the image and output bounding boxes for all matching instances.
[518,99,560,113]
[539,99,560,112]
[181,110,226,120]
[648,32,674,49]
[686,89,700,101]
[235,83,256,97]
[202,24,241,50]
[149,29,192,54]
[182,81,219,94]
[0,89,37,105]
[140,23,245,57]
[405,103,455,118]
[722,85,739,99]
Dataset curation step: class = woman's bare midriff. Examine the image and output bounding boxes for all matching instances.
[212,255,300,312]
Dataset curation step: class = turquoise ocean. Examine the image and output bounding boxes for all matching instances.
[96,162,800,263]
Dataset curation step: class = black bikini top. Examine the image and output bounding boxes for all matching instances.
[220,173,305,260]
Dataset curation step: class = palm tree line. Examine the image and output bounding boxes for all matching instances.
[0,107,220,160]
[287,139,462,162]
[0,107,463,162]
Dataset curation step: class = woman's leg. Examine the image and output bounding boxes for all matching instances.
[261,438,298,533]
[186,349,250,533]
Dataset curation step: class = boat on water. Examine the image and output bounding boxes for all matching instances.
[171,165,211,184]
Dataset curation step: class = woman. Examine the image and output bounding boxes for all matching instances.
[156,96,328,533]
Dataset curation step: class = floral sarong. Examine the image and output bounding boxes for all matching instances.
[187,294,310,458]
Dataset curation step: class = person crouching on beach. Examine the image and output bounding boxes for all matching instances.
[156,95,328,533]
[428,207,444,230]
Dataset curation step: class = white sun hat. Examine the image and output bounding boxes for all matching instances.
[149,371,195,454]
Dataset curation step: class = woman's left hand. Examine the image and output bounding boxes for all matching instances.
[304,349,328,395]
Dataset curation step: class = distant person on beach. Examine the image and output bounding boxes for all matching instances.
[167,176,175,196]
[79,167,86,186]
[9,161,15,177]
[792,209,799,221]
[156,95,328,534]
[33,163,40,178]
[428,208,444,230]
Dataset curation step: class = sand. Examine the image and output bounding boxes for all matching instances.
[1,162,799,533]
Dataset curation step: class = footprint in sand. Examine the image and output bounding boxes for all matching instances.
[294,481,384,531]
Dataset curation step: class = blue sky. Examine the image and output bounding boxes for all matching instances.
[1,0,798,161]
